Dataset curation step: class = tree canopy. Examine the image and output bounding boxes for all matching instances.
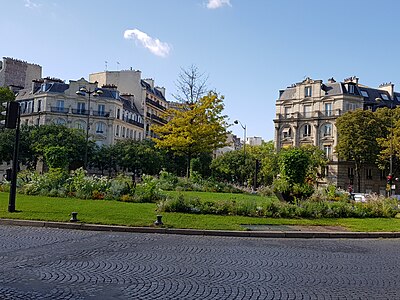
[152,92,228,176]
[335,109,385,192]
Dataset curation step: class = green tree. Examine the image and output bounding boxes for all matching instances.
[375,107,400,177]
[0,87,15,123]
[336,109,384,192]
[30,124,90,170]
[153,92,228,177]
[44,146,69,169]
[115,139,163,176]
[275,147,315,201]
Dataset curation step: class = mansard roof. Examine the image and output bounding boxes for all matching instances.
[279,77,400,107]
[141,80,166,100]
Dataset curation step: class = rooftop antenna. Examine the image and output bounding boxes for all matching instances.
[117,61,120,70]
[105,61,108,71]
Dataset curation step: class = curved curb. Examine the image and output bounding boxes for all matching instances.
[1,218,399,239]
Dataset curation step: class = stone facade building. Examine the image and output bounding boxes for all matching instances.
[89,70,168,138]
[274,76,398,195]
[15,77,144,147]
[0,57,42,90]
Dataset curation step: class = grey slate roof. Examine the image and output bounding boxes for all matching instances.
[141,80,166,100]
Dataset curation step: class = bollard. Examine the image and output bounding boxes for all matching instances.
[154,215,163,226]
[70,212,78,222]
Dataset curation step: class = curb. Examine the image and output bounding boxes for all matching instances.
[1,218,400,239]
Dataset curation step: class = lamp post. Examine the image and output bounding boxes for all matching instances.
[234,120,247,156]
[76,87,103,169]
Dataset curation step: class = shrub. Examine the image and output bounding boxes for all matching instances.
[132,175,166,203]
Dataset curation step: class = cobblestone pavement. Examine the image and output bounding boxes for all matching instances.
[0,225,399,299]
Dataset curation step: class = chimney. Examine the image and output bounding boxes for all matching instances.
[144,78,154,89]
[155,86,165,97]
[327,77,336,83]
[378,82,394,98]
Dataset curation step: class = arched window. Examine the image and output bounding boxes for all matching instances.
[55,118,66,125]
[75,120,86,130]
[303,124,311,137]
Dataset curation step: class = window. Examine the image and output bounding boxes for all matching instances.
[96,122,105,134]
[55,118,66,125]
[56,100,64,112]
[324,145,332,159]
[381,94,389,100]
[37,100,42,112]
[303,105,311,118]
[122,127,126,137]
[361,90,369,98]
[303,124,311,137]
[284,106,291,118]
[75,121,85,130]
[77,102,85,114]
[282,127,291,138]
[366,169,372,180]
[98,104,105,116]
[116,125,120,136]
[305,86,312,97]
[348,84,355,94]
[346,103,357,111]
[134,130,137,140]
[324,103,332,116]
[348,167,354,178]
[323,123,332,136]
[380,169,386,180]
[117,108,120,119]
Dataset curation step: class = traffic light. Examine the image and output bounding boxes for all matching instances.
[387,174,393,185]
[1,101,19,129]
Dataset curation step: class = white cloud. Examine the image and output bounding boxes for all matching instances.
[206,0,232,9]
[123,29,171,58]
[24,0,41,9]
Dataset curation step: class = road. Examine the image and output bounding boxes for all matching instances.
[0,225,399,299]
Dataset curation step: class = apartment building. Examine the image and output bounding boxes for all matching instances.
[89,70,168,138]
[15,77,144,146]
[274,76,398,194]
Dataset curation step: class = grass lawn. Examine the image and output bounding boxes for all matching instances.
[1,191,400,232]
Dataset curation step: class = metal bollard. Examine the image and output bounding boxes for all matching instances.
[154,215,163,226]
[70,212,78,222]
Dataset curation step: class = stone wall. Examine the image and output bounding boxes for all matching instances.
[0,57,42,89]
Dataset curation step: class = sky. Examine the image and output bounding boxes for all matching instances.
[2,0,400,141]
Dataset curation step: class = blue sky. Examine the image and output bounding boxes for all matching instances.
[2,0,400,141]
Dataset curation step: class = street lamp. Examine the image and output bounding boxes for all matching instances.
[76,87,103,169]
[234,120,247,156]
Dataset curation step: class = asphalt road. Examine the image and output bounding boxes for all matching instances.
[0,225,399,299]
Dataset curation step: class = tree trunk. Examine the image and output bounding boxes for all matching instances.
[355,162,361,193]
[186,153,192,178]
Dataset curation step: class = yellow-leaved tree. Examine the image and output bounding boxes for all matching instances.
[152,92,228,177]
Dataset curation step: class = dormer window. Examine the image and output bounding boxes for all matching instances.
[348,84,355,94]
[305,86,312,97]
[361,90,369,98]
[381,94,389,100]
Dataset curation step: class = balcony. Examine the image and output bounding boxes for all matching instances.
[50,107,69,113]
[127,119,144,128]
[147,112,167,124]
[93,110,108,117]
[71,109,89,115]
[146,98,166,111]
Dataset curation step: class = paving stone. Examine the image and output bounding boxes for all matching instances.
[0,225,399,299]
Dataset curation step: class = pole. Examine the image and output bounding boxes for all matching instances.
[84,92,91,170]
[390,103,394,196]
[8,105,21,212]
